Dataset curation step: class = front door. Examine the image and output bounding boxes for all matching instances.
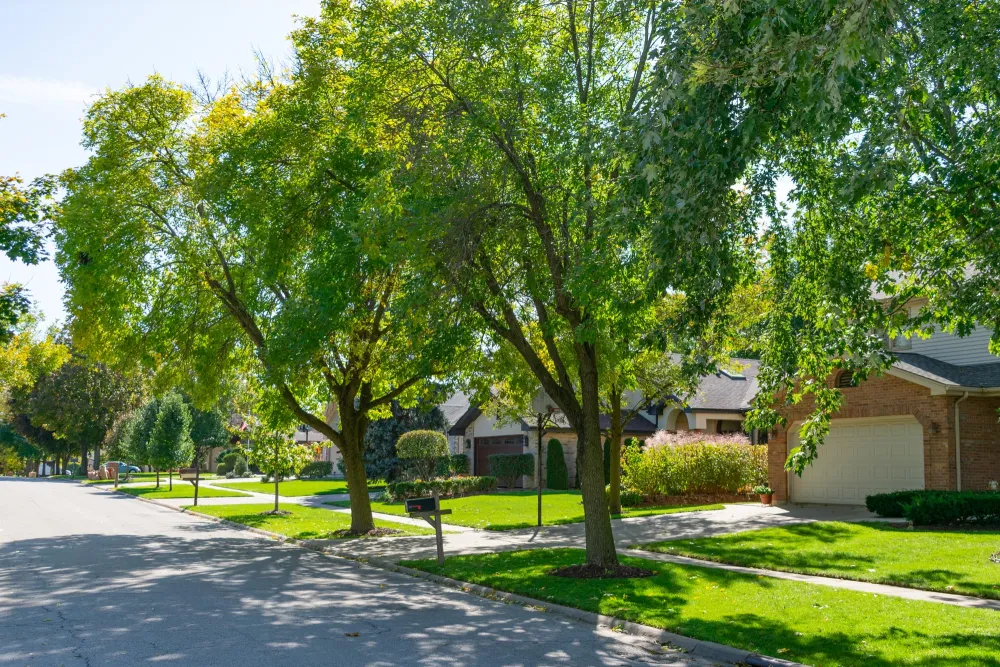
[475,436,526,487]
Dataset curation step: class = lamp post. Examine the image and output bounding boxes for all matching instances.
[530,389,556,528]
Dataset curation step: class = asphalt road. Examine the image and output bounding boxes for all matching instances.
[0,479,719,667]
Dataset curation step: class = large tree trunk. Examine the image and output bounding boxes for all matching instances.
[576,344,619,569]
[80,443,89,477]
[340,411,375,534]
[608,390,623,515]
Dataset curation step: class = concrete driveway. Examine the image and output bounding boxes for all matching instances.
[0,479,720,667]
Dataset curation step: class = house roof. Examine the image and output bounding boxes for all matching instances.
[892,353,1000,389]
[438,391,473,428]
[683,358,761,412]
[546,410,658,434]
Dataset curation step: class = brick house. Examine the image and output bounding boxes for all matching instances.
[769,326,1000,505]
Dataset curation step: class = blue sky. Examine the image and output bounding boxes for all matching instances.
[0,0,320,326]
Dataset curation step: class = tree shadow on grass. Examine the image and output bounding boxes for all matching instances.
[412,548,1000,667]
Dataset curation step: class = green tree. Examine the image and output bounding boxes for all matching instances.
[148,393,194,491]
[52,71,464,533]
[123,397,160,483]
[363,403,448,482]
[325,0,683,569]
[26,356,141,476]
[245,430,312,513]
[660,1,1000,472]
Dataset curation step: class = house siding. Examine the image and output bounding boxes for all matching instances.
[908,326,999,366]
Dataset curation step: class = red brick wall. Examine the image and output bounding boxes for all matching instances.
[769,374,957,503]
[957,397,1000,491]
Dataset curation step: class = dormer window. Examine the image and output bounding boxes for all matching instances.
[836,371,858,388]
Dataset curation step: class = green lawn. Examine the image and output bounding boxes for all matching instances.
[405,548,1000,667]
[85,472,219,485]
[639,521,1000,600]
[186,503,433,539]
[328,490,723,530]
[212,478,383,497]
[119,484,249,499]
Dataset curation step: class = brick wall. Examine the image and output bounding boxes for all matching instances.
[769,374,957,503]
[956,396,1000,491]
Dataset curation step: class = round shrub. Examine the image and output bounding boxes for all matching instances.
[620,488,644,507]
[299,460,333,480]
[545,439,568,490]
[396,430,449,480]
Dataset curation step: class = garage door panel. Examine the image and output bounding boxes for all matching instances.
[791,417,923,505]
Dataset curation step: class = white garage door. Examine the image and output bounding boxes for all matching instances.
[790,416,924,505]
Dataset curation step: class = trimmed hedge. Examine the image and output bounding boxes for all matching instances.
[489,453,534,488]
[385,476,498,501]
[298,460,333,479]
[545,439,568,490]
[865,490,929,517]
[622,442,767,498]
[450,454,470,475]
[867,490,1000,525]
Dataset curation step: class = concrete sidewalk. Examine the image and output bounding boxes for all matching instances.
[319,503,879,562]
[624,549,1000,612]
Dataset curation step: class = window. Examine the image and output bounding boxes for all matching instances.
[835,371,858,388]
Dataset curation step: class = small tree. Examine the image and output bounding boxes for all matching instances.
[396,430,448,481]
[124,398,160,484]
[546,439,568,490]
[246,432,311,513]
[148,393,194,491]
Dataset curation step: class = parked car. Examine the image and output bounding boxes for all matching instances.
[105,461,142,475]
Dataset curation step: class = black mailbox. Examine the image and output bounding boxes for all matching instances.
[405,496,437,513]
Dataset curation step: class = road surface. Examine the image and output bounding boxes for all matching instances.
[0,479,718,667]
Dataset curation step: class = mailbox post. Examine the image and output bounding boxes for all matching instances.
[406,490,451,565]
[179,466,200,506]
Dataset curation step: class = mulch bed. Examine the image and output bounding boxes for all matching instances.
[549,563,655,579]
[631,493,750,508]
[329,527,405,538]
[263,510,293,516]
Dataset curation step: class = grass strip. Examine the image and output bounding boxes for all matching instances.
[404,548,1000,667]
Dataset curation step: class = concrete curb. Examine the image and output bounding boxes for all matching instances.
[106,486,802,667]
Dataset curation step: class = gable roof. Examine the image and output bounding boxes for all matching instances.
[438,391,472,428]
[683,358,760,412]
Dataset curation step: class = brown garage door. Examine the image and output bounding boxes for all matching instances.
[475,436,526,487]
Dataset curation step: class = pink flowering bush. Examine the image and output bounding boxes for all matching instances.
[644,430,751,448]
[622,431,765,499]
